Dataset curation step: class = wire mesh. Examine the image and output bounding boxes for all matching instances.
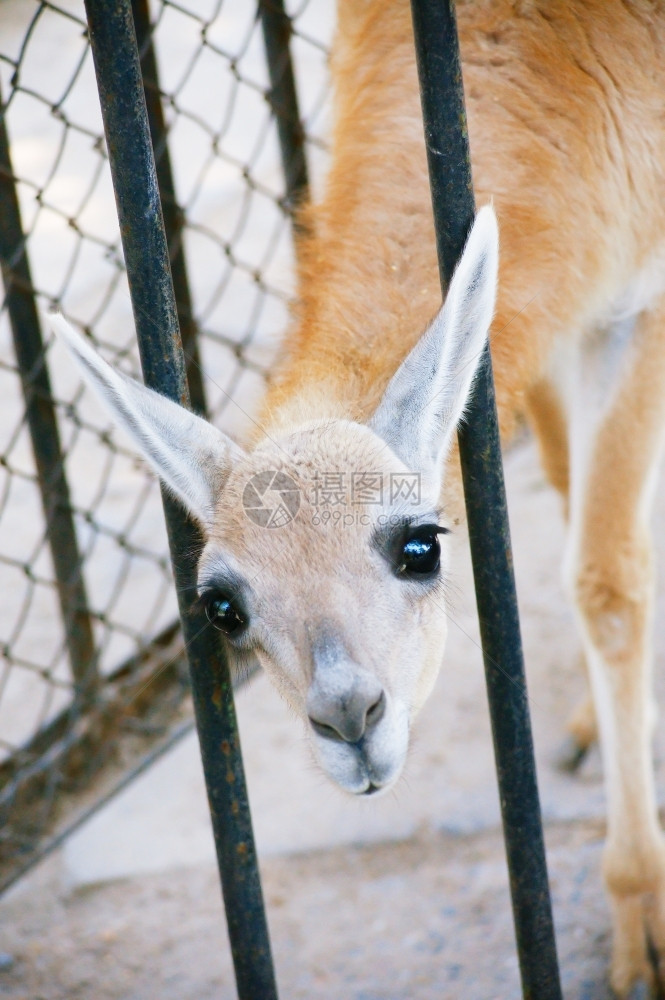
[0,0,333,892]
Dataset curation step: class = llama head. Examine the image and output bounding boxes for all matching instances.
[50,205,498,796]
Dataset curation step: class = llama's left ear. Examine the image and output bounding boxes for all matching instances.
[48,314,246,532]
[369,205,498,481]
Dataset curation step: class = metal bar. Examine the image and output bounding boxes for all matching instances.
[83,4,278,997]
[0,94,97,698]
[408,3,562,998]
[131,0,207,416]
[258,0,309,216]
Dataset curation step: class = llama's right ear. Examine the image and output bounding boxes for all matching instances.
[369,206,498,483]
[48,315,246,532]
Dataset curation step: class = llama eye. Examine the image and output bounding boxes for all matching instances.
[204,593,247,636]
[398,526,442,576]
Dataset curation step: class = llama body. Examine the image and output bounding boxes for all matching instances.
[53,1,665,994]
[266,1,665,437]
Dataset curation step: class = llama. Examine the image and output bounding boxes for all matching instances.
[52,1,665,994]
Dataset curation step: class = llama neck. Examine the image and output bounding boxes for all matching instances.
[261,229,442,436]
[257,5,442,440]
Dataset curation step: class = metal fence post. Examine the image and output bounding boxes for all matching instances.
[258,0,309,218]
[131,0,207,417]
[83,3,278,996]
[0,91,97,700]
[408,3,563,998]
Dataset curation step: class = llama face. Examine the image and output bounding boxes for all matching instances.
[48,206,497,797]
[197,420,451,794]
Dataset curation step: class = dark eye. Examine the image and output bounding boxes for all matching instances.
[398,526,442,576]
[204,593,247,636]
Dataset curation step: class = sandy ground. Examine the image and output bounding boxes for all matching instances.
[2,431,665,999]
[0,820,611,1000]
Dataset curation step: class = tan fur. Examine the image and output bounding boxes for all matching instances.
[256,2,665,994]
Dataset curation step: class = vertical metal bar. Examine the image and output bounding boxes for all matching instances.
[83,4,278,997]
[131,0,207,416]
[258,0,309,215]
[408,3,562,998]
[0,95,97,698]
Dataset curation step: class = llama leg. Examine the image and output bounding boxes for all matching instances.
[526,376,598,769]
[565,306,665,996]
[526,375,571,511]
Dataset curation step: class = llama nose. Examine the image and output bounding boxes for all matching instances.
[307,675,386,743]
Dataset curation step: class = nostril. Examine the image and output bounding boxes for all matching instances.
[308,716,345,742]
[365,690,386,730]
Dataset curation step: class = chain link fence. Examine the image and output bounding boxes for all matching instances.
[0,0,332,893]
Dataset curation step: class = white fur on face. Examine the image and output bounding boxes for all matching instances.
[198,420,452,794]
[310,694,411,795]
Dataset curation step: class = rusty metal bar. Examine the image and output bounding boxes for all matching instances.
[409,2,562,997]
[258,0,309,217]
[131,0,207,416]
[83,2,278,995]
